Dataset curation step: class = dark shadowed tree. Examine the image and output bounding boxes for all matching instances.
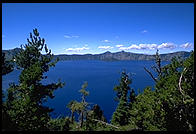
[2,52,17,131]
[2,52,14,75]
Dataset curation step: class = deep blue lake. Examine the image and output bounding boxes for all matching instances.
[2,60,169,122]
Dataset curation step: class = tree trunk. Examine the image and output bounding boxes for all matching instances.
[80,111,84,128]
[71,111,74,123]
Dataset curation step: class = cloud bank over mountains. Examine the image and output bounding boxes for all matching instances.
[64,42,193,53]
[119,43,176,51]
[65,46,89,52]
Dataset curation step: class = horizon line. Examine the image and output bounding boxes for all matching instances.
[55,50,192,56]
[2,48,193,56]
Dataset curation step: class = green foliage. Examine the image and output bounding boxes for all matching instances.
[127,50,194,131]
[67,82,110,131]
[48,117,71,131]
[67,81,90,129]
[78,82,90,128]
[2,52,14,75]
[154,51,194,131]
[79,81,89,97]
[3,29,64,130]
[111,97,130,126]
[113,71,131,102]
[67,100,80,123]
[85,104,107,130]
[129,87,165,131]
[111,71,133,126]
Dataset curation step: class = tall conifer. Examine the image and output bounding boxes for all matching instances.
[4,29,65,130]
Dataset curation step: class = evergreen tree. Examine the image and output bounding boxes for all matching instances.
[111,71,131,126]
[128,87,164,130]
[67,81,90,129]
[47,117,71,131]
[67,100,79,123]
[131,50,195,131]
[113,71,131,102]
[4,29,65,130]
[78,81,89,128]
[85,104,107,130]
[155,51,194,131]
[144,49,162,82]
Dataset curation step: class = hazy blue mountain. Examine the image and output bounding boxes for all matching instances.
[2,48,22,61]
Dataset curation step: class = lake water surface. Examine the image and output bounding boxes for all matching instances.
[2,60,169,122]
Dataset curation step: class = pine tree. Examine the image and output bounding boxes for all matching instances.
[111,71,131,126]
[85,104,107,130]
[144,49,162,82]
[4,29,65,130]
[113,71,131,102]
[155,51,194,131]
[78,81,89,128]
[67,81,90,129]
[67,100,80,123]
[140,50,194,131]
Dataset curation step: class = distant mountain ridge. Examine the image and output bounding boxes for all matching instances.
[2,48,191,61]
[2,48,22,61]
[55,50,191,61]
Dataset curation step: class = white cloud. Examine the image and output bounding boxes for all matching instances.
[116,44,124,48]
[180,42,193,49]
[101,40,111,43]
[98,45,113,49]
[119,47,129,51]
[157,43,175,49]
[64,35,79,38]
[72,35,79,38]
[149,44,158,50]
[141,30,148,33]
[138,44,148,49]
[119,45,139,50]
[139,44,158,50]
[129,44,141,49]
[65,46,89,52]
[119,44,158,50]
[118,43,177,51]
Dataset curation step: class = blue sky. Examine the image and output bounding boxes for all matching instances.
[2,3,194,55]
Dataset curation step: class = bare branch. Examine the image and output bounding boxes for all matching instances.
[151,65,160,74]
[91,119,119,129]
[144,67,157,82]
[179,67,187,96]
